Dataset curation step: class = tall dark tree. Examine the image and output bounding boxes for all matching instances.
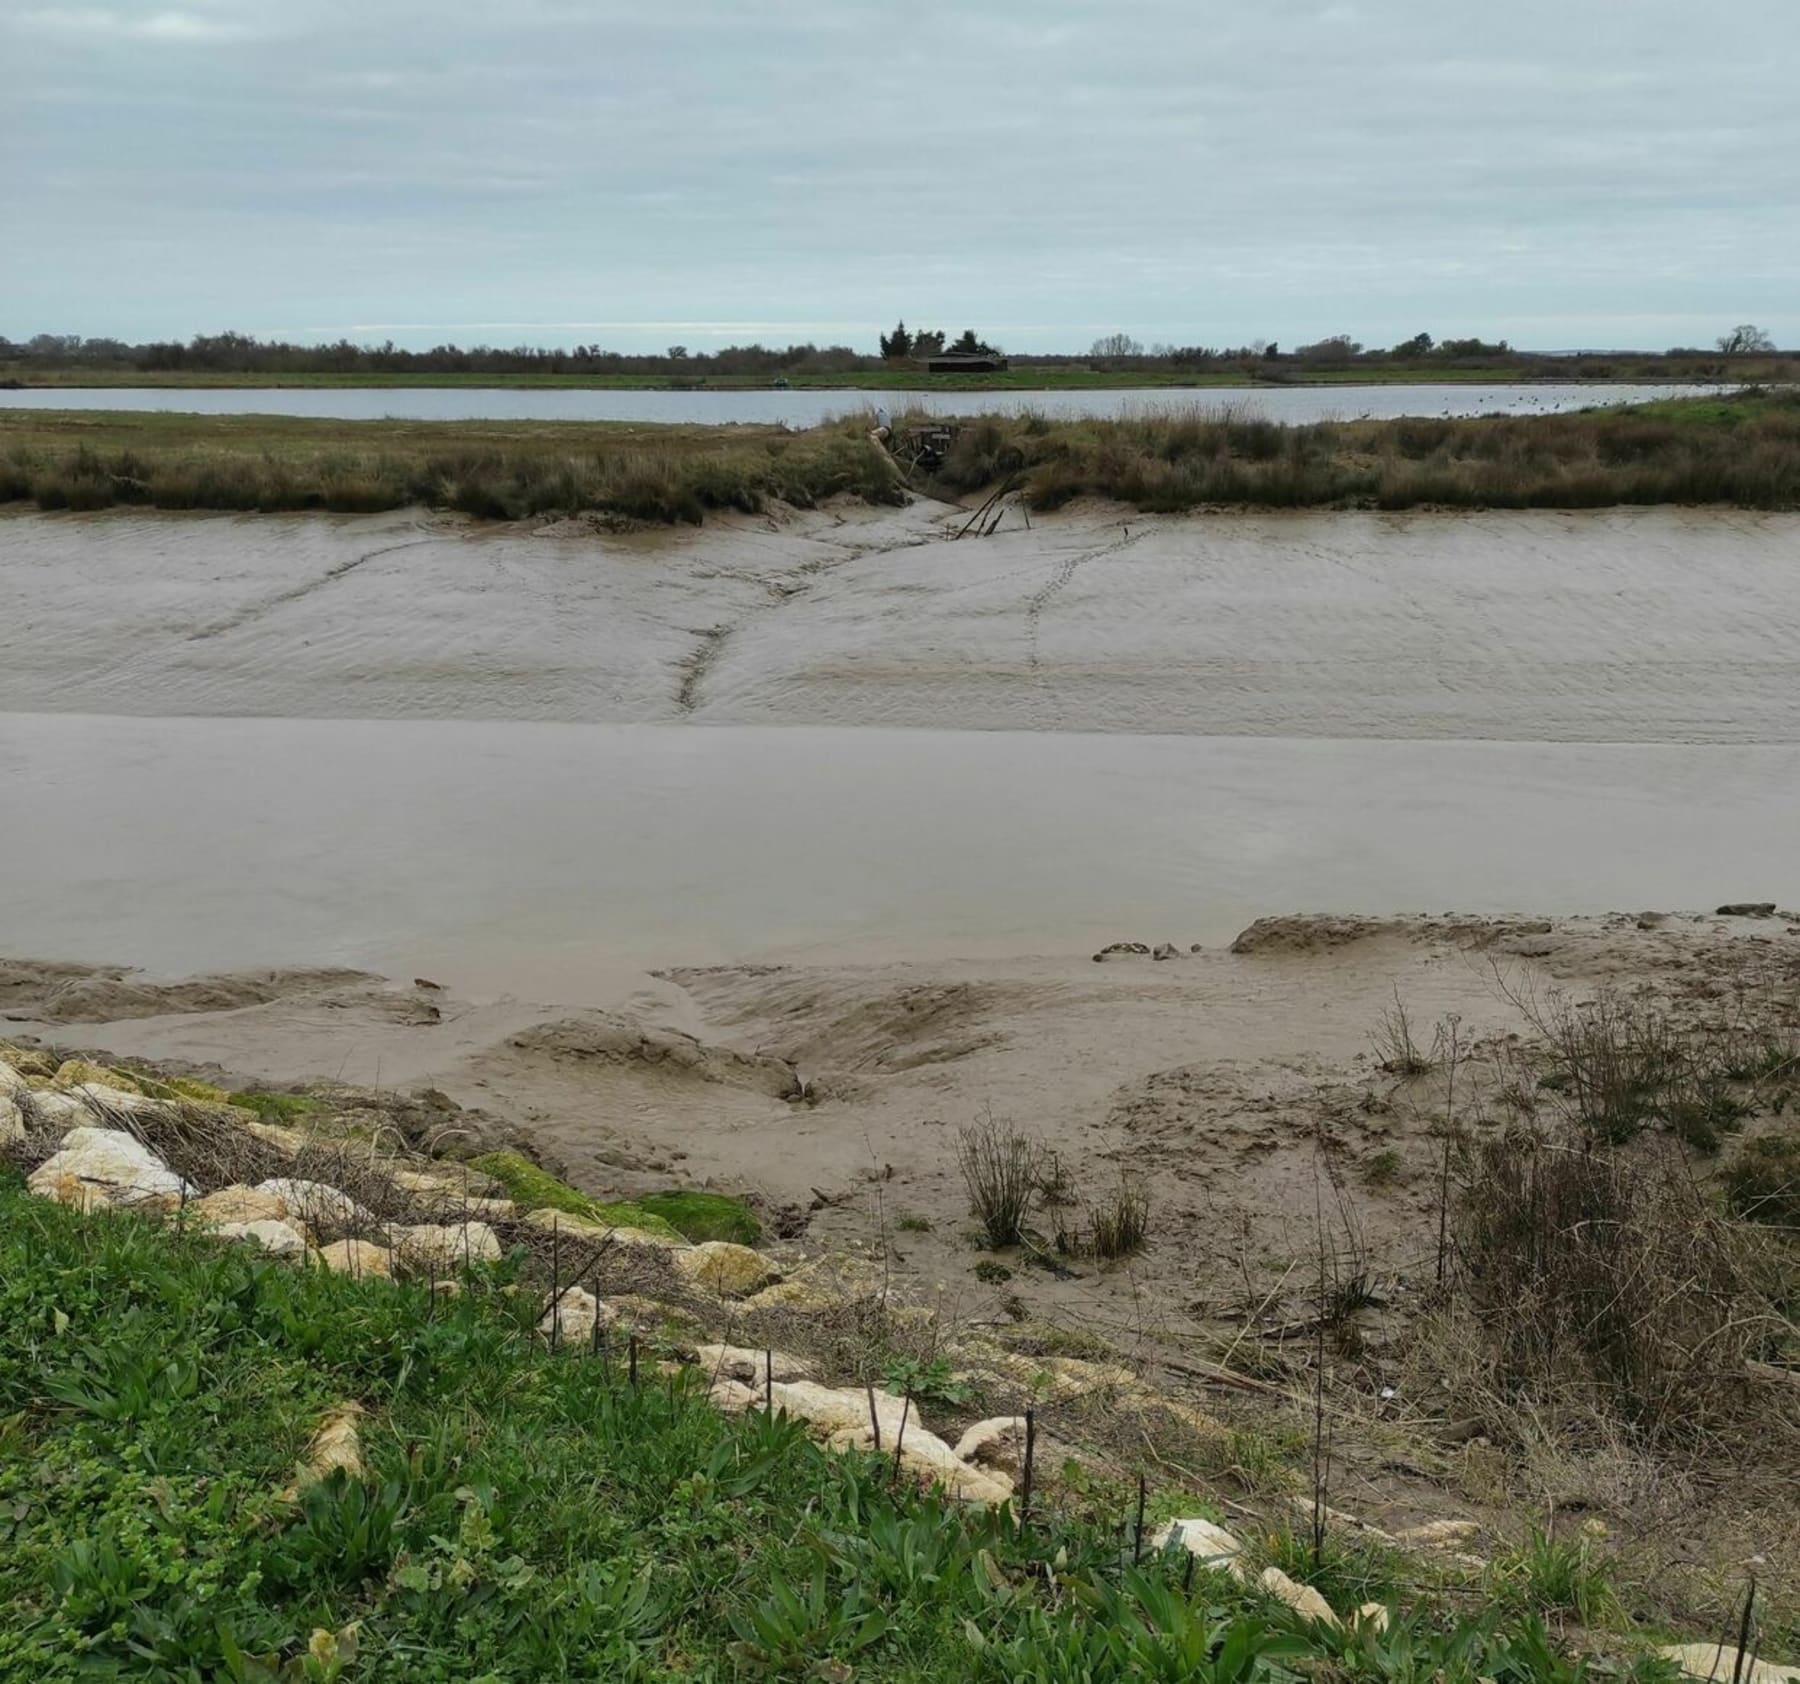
[879,320,913,359]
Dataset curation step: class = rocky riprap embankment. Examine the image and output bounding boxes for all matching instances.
[0,1049,1017,1504]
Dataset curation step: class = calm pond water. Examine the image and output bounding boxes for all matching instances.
[0,382,1733,426]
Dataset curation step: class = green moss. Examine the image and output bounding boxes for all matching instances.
[636,1190,761,1245]
[228,1091,318,1123]
[469,1151,681,1239]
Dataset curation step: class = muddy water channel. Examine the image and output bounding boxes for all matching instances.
[3,504,1797,998]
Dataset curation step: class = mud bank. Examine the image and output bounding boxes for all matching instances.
[7,909,1795,1323]
[5,503,1799,738]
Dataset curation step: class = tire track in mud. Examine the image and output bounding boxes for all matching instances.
[671,528,935,714]
[186,531,441,643]
[1025,527,1143,672]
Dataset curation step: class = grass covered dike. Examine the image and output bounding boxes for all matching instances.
[0,1171,1679,1683]
[4,388,1799,525]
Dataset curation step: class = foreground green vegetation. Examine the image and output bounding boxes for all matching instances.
[5,389,1799,522]
[0,1173,1684,1681]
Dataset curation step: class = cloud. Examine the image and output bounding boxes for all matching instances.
[15,5,257,40]
[4,0,1797,349]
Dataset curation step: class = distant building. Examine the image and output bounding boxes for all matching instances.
[924,352,1009,374]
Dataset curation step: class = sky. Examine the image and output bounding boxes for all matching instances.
[4,0,1797,354]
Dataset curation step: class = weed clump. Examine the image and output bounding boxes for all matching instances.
[956,1118,1039,1249]
[1057,1180,1152,1261]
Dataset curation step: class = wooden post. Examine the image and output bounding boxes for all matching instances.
[765,1349,774,1414]
[628,1333,639,1388]
[1133,1473,1148,1564]
[866,1384,882,1452]
[549,1215,562,1353]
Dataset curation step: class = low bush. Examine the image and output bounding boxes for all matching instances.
[1454,1134,1775,1436]
[1722,1132,1800,1228]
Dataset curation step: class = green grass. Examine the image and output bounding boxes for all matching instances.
[1490,1531,1621,1627]
[468,1151,682,1239]
[5,390,1799,522]
[0,1171,1669,1681]
[635,1191,761,1246]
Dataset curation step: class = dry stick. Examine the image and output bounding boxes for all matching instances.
[1020,1409,1037,1529]
[590,1270,603,1357]
[765,1349,774,1415]
[1436,1014,1462,1289]
[1731,1572,1758,1684]
[628,1333,639,1389]
[1133,1472,1148,1565]
[890,1391,913,1486]
[866,1385,882,1453]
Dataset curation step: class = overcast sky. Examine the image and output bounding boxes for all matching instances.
[5,0,1796,353]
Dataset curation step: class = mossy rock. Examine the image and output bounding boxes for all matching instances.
[229,1091,319,1124]
[638,1190,761,1245]
[0,1044,57,1080]
[471,1150,681,1240]
[51,1059,145,1095]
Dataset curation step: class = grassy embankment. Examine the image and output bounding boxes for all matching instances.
[3,390,1799,523]
[0,1168,1681,1682]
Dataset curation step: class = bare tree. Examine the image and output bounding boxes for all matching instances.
[1717,324,1776,355]
[1090,332,1144,358]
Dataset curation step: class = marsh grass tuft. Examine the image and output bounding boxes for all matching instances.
[956,1117,1040,1249]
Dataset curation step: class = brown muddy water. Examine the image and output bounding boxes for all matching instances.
[2,503,1798,1001]
[4,712,1799,1002]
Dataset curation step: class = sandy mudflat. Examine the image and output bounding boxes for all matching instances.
[4,501,1798,738]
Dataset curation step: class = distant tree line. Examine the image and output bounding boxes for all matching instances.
[0,326,1787,381]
